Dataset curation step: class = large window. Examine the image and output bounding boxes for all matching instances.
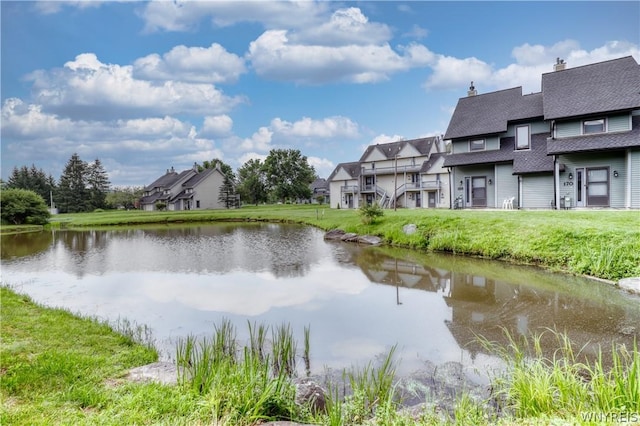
[516,125,530,150]
[583,118,605,134]
[470,139,485,151]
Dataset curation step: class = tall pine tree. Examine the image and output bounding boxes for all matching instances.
[87,158,111,210]
[56,153,89,213]
[6,164,56,206]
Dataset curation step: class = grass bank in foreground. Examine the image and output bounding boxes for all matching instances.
[2,286,638,425]
[47,205,640,281]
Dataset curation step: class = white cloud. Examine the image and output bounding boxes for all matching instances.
[140,0,329,32]
[370,134,405,145]
[270,116,360,140]
[200,115,233,138]
[26,53,245,120]
[248,30,432,84]
[238,152,268,165]
[239,127,274,152]
[424,39,640,94]
[423,55,493,92]
[133,43,246,84]
[307,156,334,178]
[293,7,392,46]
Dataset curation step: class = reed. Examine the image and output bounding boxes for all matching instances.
[478,328,639,422]
[271,322,297,377]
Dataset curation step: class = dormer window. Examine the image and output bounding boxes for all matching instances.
[470,139,485,151]
[583,118,605,134]
[516,125,530,150]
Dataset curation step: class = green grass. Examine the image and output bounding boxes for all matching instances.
[43,205,640,281]
[2,285,638,425]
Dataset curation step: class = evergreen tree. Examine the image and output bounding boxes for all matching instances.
[6,164,56,206]
[56,153,89,213]
[87,158,111,210]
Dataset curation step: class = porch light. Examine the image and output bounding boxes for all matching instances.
[459,180,463,186]
[488,178,492,185]
[613,170,619,178]
[568,172,573,180]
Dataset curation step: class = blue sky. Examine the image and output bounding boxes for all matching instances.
[2,1,639,187]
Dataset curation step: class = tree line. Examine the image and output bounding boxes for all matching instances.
[1,149,318,223]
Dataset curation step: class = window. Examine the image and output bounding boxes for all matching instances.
[470,139,485,151]
[196,200,200,208]
[583,118,605,134]
[516,125,530,150]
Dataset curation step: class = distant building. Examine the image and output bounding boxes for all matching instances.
[327,136,450,209]
[139,164,230,211]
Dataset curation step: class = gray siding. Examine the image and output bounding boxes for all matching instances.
[630,150,640,208]
[556,121,581,138]
[495,164,519,208]
[558,152,627,208]
[521,174,554,209]
[608,113,631,132]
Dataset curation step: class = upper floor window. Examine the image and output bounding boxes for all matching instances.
[516,125,530,150]
[470,139,485,151]
[583,118,605,134]
[371,162,375,169]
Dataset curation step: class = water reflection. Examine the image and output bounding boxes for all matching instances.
[2,224,638,379]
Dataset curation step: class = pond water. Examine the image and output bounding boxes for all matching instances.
[2,223,639,386]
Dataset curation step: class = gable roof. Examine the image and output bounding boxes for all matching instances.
[327,162,362,182]
[444,88,543,140]
[542,56,640,120]
[359,136,437,162]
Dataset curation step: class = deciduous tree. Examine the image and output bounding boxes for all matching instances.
[262,149,315,203]
[0,188,50,225]
[236,159,267,205]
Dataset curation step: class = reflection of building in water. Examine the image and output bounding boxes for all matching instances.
[442,271,635,363]
[346,244,638,364]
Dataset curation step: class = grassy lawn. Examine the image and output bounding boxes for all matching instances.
[46,205,640,281]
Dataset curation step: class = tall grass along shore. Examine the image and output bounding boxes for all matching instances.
[2,286,638,425]
[29,205,640,281]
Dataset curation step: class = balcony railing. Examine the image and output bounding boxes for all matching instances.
[360,164,422,175]
[340,185,359,193]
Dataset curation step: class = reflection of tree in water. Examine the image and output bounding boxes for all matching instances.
[341,244,639,368]
[55,230,110,278]
[1,231,53,260]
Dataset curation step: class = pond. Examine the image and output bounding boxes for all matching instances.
[2,223,639,389]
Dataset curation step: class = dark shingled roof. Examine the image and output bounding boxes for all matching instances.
[513,133,554,174]
[547,115,640,154]
[443,133,553,174]
[144,170,180,191]
[542,56,640,120]
[444,88,543,140]
[327,161,362,182]
[358,136,437,162]
[419,153,445,173]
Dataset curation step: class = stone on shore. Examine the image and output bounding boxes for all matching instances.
[618,277,640,295]
[323,229,381,245]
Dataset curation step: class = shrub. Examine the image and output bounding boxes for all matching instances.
[155,201,167,211]
[358,202,384,225]
[0,188,50,225]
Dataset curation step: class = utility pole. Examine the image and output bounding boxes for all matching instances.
[394,155,398,211]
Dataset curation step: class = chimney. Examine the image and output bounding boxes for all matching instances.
[554,57,566,71]
[193,162,198,172]
[467,81,477,97]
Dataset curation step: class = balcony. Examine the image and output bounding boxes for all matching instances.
[340,185,359,193]
[360,164,422,176]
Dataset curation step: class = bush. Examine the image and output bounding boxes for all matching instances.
[0,189,51,225]
[358,202,384,225]
[155,201,167,211]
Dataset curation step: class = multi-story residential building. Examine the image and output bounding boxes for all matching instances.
[443,56,640,209]
[139,164,229,211]
[328,136,450,209]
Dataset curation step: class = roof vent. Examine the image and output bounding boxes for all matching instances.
[467,81,477,97]
[554,57,566,72]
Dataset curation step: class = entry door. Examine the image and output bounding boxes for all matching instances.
[586,167,609,206]
[575,168,586,207]
[471,176,487,207]
[427,192,436,208]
